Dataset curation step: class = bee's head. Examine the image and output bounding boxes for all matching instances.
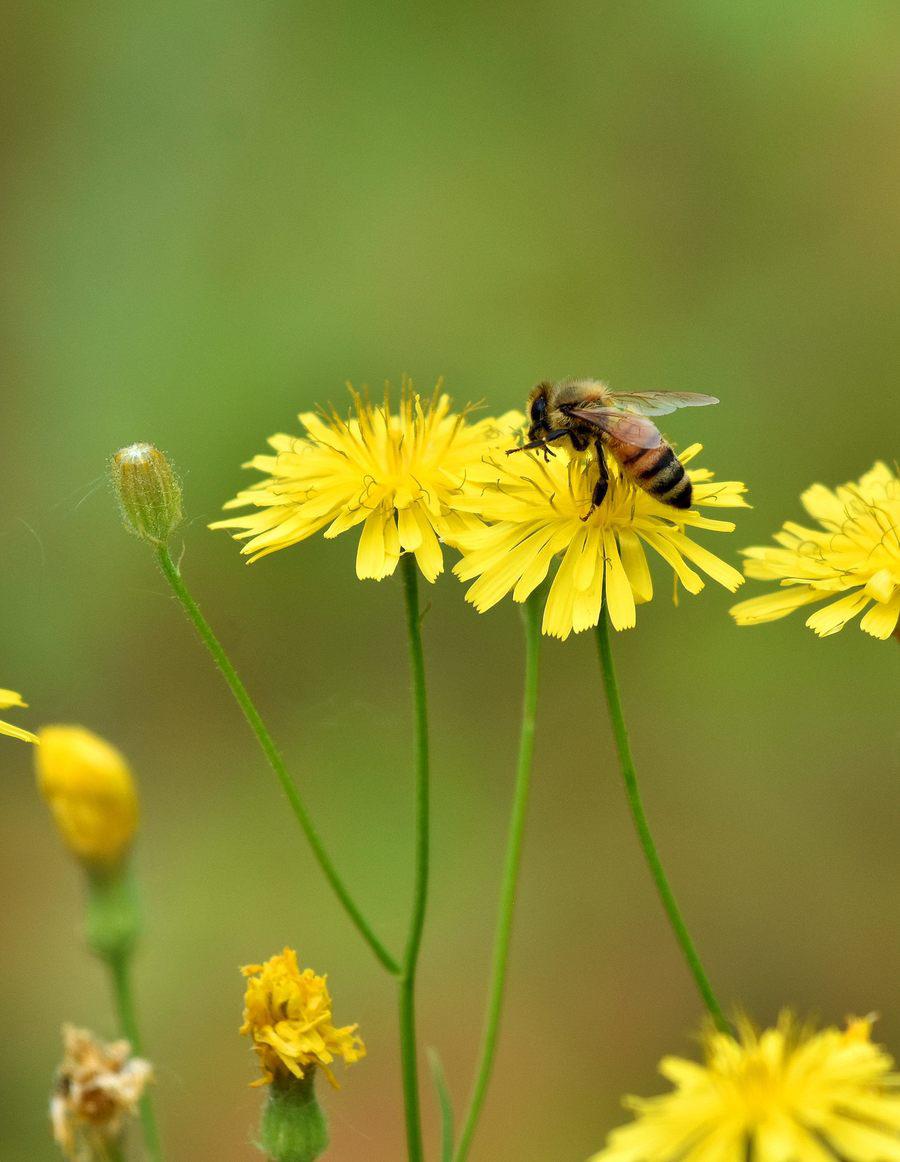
[526,382,552,441]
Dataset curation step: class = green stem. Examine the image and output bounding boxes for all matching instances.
[107,950,163,1162]
[398,555,430,1162]
[453,588,542,1162]
[155,544,400,976]
[594,610,730,1033]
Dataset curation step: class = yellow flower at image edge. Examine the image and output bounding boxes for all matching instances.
[35,726,138,869]
[241,948,365,1088]
[0,688,37,743]
[211,385,518,582]
[731,461,900,638]
[454,439,748,638]
[591,1013,900,1162]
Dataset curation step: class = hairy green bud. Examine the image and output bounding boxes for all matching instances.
[111,443,183,544]
[258,1073,329,1162]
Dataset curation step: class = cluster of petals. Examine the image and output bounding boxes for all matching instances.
[454,432,748,638]
[212,386,517,583]
[240,947,365,1087]
[731,461,900,639]
[591,1013,900,1162]
[0,687,37,744]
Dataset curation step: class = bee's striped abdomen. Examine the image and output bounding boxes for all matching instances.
[612,440,692,509]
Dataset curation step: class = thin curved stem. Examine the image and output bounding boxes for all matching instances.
[594,610,730,1032]
[397,554,430,1162]
[107,950,163,1162]
[453,588,542,1162]
[155,545,400,976]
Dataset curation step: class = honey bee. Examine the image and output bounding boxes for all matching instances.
[509,378,719,515]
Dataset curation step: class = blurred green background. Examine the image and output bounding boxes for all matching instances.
[2,3,899,1159]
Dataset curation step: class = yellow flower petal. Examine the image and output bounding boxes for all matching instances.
[0,688,37,744]
[356,509,389,579]
[604,529,636,631]
[730,587,826,626]
[617,530,653,604]
[859,591,900,639]
[805,590,871,637]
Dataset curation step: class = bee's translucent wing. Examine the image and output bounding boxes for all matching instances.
[607,391,719,417]
[566,406,663,449]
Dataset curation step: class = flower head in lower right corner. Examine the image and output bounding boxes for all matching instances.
[589,1012,900,1162]
[730,461,900,639]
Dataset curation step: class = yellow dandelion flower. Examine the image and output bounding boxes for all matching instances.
[590,1013,900,1162]
[453,430,748,639]
[51,1024,152,1162]
[240,948,365,1088]
[731,461,900,639]
[212,384,517,582]
[35,726,139,871]
[0,687,37,744]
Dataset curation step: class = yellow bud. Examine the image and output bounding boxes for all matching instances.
[111,442,183,544]
[35,726,139,871]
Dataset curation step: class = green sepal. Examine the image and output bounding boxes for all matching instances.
[85,864,140,962]
[258,1071,329,1162]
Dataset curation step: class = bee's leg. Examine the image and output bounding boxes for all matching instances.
[581,442,609,520]
[506,429,570,457]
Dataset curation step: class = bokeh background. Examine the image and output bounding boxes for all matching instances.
[3,3,899,1159]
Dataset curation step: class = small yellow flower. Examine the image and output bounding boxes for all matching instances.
[590,1013,900,1162]
[35,726,139,871]
[454,431,748,638]
[211,384,517,582]
[0,687,37,743]
[240,948,365,1088]
[51,1024,152,1162]
[731,460,900,639]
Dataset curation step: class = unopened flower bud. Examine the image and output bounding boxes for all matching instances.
[111,442,182,544]
[36,726,139,873]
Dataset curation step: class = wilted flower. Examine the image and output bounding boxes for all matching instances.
[590,1013,900,1162]
[35,726,138,871]
[241,947,365,1088]
[0,687,37,743]
[212,384,516,581]
[731,461,900,638]
[454,434,748,638]
[50,1024,152,1162]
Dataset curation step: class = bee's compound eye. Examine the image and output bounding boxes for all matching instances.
[530,394,547,424]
